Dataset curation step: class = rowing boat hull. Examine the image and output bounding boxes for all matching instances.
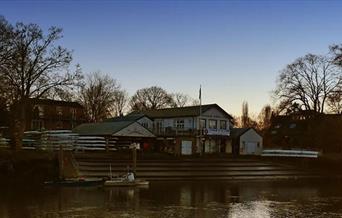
[104,179,149,187]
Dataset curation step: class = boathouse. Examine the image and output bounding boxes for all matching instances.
[73,119,155,150]
[231,128,263,156]
[128,104,234,155]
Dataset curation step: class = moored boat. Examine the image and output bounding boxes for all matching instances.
[104,163,149,187]
[44,178,104,186]
[104,179,149,187]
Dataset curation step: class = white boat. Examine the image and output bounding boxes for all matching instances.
[104,164,149,187]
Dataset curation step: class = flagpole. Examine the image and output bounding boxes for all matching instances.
[199,85,202,156]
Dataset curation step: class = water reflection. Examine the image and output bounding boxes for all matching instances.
[0,180,342,217]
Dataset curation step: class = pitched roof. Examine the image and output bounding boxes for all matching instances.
[230,128,252,138]
[129,104,233,119]
[104,113,147,122]
[73,121,134,136]
[29,98,83,108]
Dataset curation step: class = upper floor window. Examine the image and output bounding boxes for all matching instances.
[141,122,148,128]
[176,119,184,129]
[38,106,44,118]
[209,119,217,130]
[220,120,227,130]
[71,108,77,119]
[200,119,206,129]
[154,120,163,132]
[33,106,44,118]
[56,106,63,117]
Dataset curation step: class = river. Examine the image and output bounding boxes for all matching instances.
[1,180,342,218]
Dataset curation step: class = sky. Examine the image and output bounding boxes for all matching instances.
[1,0,342,116]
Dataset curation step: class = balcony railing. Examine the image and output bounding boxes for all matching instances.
[153,127,195,136]
[152,127,230,136]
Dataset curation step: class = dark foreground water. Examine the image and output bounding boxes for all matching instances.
[1,180,342,218]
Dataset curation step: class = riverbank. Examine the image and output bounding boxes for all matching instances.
[1,150,341,185]
[260,153,342,177]
[0,150,58,185]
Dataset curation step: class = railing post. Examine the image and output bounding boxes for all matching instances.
[132,144,137,174]
[105,138,109,152]
[58,143,64,180]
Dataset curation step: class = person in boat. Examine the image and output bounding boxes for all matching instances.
[127,171,135,182]
[126,165,135,182]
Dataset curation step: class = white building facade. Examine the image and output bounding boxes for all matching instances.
[132,104,234,155]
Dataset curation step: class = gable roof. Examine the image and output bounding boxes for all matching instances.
[230,128,250,138]
[104,113,150,122]
[29,98,83,108]
[73,121,135,136]
[129,104,233,120]
[230,128,254,138]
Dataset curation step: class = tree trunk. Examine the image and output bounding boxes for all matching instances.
[9,99,28,150]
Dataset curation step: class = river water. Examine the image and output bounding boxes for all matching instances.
[1,180,342,218]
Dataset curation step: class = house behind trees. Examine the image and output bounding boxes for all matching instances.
[265,111,342,153]
[26,98,86,131]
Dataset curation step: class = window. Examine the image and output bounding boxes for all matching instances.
[289,123,296,129]
[141,122,148,128]
[56,106,63,116]
[209,120,217,130]
[176,119,184,129]
[56,121,63,129]
[200,119,206,129]
[155,120,163,133]
[38,106,44,118]
[33,106,44,118]
[31,119,44,130]
[71,108,77,119]
[220,120,227,130]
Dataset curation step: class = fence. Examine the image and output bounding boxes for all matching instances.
[261,149,320,158]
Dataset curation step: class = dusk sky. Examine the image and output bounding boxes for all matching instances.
[1,1,342,116]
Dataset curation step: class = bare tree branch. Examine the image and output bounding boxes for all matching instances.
[274,54,341,114]
[130,86,174,111]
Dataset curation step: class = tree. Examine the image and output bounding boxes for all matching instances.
[79,72,124,122]
[129,86,174,111]
[241,101,249,128]
[42,64,84,102]
[235,101,258,129]
[274,54,342,114]
[257,105,272,131]
[0,16,12,72]
[0,16,15,111]
[328,44,342,113]
[330,44,342,67]
[171,93,195,107]
[327,90,342,114]
[0,16,82,149]
[112,89,129,117]
[191,99,200,106]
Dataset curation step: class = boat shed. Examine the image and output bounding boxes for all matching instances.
[73,121,155,150]
[231,128,263,156]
